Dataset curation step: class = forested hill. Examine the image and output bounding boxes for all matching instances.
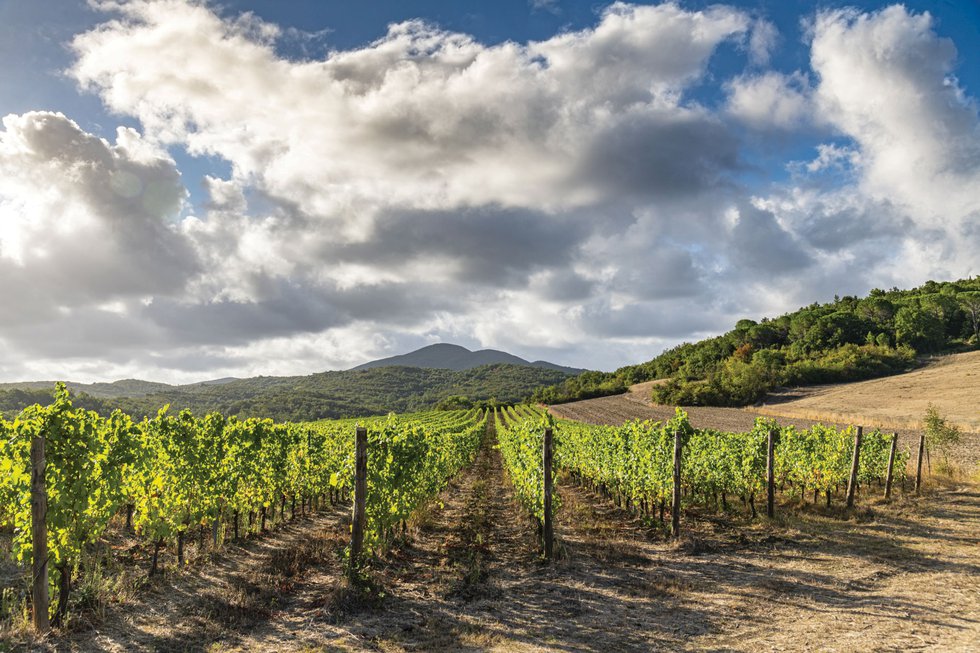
[0,364,574,422]
[534,276,980,407]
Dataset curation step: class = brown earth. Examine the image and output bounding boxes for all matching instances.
[754,350,980,434]
[10,419,978,652]
[549,360,980,474]
[32,507,352,652]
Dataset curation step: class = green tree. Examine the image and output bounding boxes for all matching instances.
[894,305,945,351]
[436,395,473,411]
[958,292,980,343]
[857,296,895,326]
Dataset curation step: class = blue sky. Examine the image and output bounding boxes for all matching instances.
[0,1,978,381]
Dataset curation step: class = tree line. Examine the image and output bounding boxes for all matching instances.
[534,276,980,406]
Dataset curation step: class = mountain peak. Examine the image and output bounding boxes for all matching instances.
[351,343,585,374]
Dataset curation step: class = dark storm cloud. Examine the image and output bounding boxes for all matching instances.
[730,204,812,274]
[580,298,722,339]
[612,246,705,301]
[333,206,593,288]
[142,281,459,347]
[536,269,596,302]
[1,306,163,359]
[579,110,740,199]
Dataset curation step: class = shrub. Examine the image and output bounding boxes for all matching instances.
[923,404,961,470]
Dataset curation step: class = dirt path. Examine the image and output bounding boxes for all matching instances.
[63,507,351,652]
[220,418,540,651]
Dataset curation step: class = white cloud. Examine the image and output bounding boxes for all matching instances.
[726,71,812,129]
[0,2,977,383]
[529,0,560,14]
[748,19,778,66]
[0,111,195,308]
[811,6,980,226]
[70,1,753,219]
[804,5,980,278]
[804,143,861,173]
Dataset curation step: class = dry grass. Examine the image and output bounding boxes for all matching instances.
[623,379,667,400]
[755,350,980,434]
[552,351,980,473]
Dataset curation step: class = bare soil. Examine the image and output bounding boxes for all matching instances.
[754,350,980,434]
[9,508,351,652]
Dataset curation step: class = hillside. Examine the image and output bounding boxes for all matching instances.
[0,377,234,399]
[352,343,585,374]
[754,350,980,433]
[535,276,980,407]
[0,364,574,422]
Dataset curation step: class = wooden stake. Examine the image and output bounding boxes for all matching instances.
[349,426,368,579]
[543,427,554,559]
[30,434,49,634]
[672,429,682,538]
[766,428,776,519]
[915,433,926,494]
[845,426,862,509]
[884,433,898,500]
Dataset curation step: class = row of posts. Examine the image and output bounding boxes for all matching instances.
[27,422,930,631]
[538,425,925,556]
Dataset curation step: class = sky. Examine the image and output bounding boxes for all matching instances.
[0,0,978,383]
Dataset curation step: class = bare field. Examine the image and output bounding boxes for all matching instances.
[754,350,980,434]
[548,394,980,474]
[550,351,980,473]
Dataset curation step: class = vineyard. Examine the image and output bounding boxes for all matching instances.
[1,388,976,651]
[0,384,485,629]
[496,405,910,545]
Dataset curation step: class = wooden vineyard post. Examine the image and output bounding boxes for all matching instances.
[884,433,898,500]
[543,427,554,560]
[671,429,682,538]
[348,426,368,580]
[845,426,863,509]
[915,433,926,495]
[766,428,776,519]
[30,434,50,634]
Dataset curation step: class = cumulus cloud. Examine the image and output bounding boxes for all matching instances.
[797,5,980,285]
[811,6,980,226]
[0,1,976,381]
[726,71,812,130]
[529,0,560,15]
[748,19,778,66]
[0,111,195,323]
[728,203,813,274]
[70,1,753,219]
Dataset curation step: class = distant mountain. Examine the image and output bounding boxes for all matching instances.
[201,377,239,385]
[0,378,173,399]
[0,364,576,423]
[0,377,239,399]
[352,343,586,374]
